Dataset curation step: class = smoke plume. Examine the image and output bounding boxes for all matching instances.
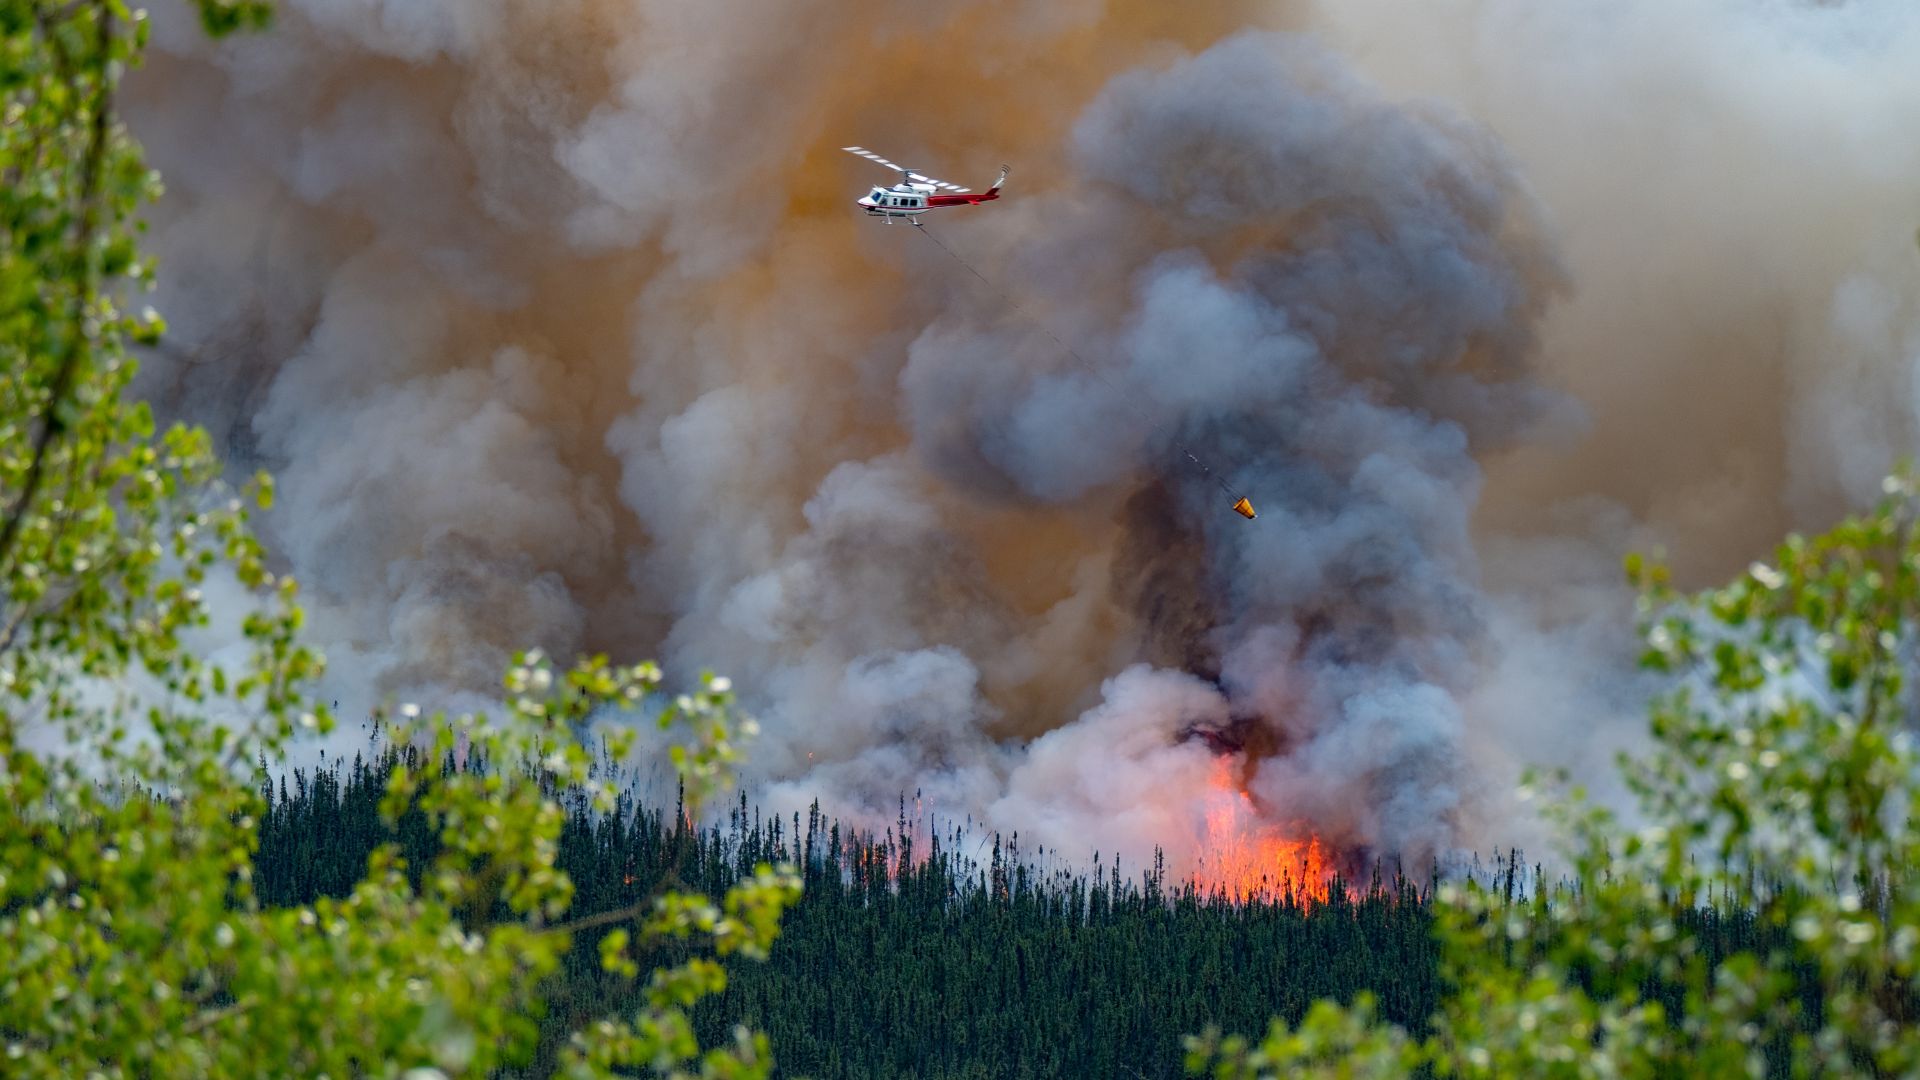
[127,0,1920,876]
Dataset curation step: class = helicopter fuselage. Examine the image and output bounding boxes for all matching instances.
[858,184,933,218]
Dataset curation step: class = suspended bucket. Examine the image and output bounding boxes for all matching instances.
[1231,497,1256,520]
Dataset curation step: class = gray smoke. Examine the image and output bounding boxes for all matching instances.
[125,0,1920,878]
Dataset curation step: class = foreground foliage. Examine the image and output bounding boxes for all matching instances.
[1190,480,1920,1078]
[0,0,797,1075]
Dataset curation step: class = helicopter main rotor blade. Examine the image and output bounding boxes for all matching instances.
[845,147,970,192]
[843,146,908,173]
[911,174,970,192]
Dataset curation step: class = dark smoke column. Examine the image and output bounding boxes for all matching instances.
[915,32,1571,868]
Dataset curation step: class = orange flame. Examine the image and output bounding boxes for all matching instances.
[1193,760,1332,904]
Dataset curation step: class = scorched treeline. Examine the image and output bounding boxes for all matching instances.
[252,740,1435,1077]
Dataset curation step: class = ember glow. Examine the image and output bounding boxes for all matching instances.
[1193,760,1333,904]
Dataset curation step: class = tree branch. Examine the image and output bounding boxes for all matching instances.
[0,0,117,575]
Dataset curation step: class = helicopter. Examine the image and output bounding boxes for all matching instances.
[844,146,1008,224]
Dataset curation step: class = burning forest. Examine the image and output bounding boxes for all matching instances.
[18,0,1920,1073]
[122,0,1920,893]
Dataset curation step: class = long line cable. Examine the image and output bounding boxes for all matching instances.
[914,222,1248,508]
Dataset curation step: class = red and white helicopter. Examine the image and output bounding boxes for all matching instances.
[844,146,1008,224]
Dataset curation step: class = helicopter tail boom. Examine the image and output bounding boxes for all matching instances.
[926,165,1010,208]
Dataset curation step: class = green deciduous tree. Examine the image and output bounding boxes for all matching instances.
[1190,477,1920,1078]
[0,1,797,1075]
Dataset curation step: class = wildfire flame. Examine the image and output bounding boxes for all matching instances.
[1194,759,1332,904]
